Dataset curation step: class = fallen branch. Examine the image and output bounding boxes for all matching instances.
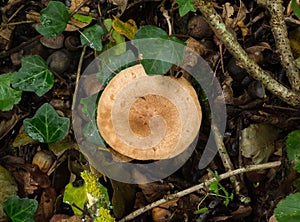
[194,1,300,107]
[118,161,281,222]
[256,0,300,92]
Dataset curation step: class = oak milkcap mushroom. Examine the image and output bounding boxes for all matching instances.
[97,64,202,160]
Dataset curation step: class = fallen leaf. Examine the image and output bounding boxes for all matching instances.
[112,16,137,40]
[241,124,280,165]
[35,187,56,221]
[0,165,18,218]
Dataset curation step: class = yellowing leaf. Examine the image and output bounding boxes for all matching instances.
[112,16,137,40]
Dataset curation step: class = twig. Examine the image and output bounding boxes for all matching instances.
[193,1,300,107]
[256,0,300,92]
[71,45,87,112]
[211,122,250,203]
[118,161,281,222]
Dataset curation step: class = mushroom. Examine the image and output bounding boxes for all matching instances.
[97,64,202,160]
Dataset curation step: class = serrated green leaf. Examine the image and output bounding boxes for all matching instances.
[80,24,104,51]
[176,0,196,17]
[292,0,300,20]
[2,195,38,222]
[73,13,93,23]
[36,1,69,37]
[96,50,136,86]
[23,103,70,143]
[274,192,300,222]
[80,94,106,147]
[12,55,54,96]
[0,72,22,111]
[286,130,300,161]
[63,183,88,215]
[132,25,185,74]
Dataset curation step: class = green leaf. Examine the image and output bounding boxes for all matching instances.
[63,182,88,215]
[132,25,185,74]
[97,50,136,86]
[194,207,208,215]
[2,195,38,222]
[176,0,196,17]
[80,94,106,147]
[209,180,219,195]
[292,0,300,20]
[80,24,104,51]
[0,166,18,218]
[286,130,300,161]
[12,55,54,96]
[0,72,22,111]
[274,192,300,222]
[103,18,126,54]
[23,103,70,143]
[73,13,93,23]
[36,1,69,37]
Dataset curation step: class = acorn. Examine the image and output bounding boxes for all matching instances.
[64,35,81,51]
[32,151,54,173]
[188,15,213,39]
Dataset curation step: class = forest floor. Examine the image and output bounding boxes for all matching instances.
[0,0,300,221]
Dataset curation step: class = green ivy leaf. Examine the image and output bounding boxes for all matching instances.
[63,183,88,215]
[97,50,136,86]
[80,94,106,147]
[286,130,300,161]
[80,24,104,51]
[0,72,22,111]
[292,0,300,20]
[36,1,69,37]
[176,0,196,17]
[12,55,54,96]
[274,192,300,222]
[2,195,38,222]
[132,25,185,74]
[23,103,70,143]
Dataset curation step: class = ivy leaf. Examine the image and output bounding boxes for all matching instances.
[80,94,106,147]
[292,0,300,20]
[97,50,136,86]
[0,72,22,111]
[2,195,38,222]
[23,103,70,143]
[274,192,300,222]
[63,183,87,215]
[176,0,196,17]
[12,55,54,96]
[36,1,69,37]
[132,25,185,74]
[286,130,300,161]
[80,24,104,51]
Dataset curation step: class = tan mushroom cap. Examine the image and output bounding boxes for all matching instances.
[97,64,202,160]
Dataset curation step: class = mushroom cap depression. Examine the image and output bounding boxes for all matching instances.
[97,64,202,160]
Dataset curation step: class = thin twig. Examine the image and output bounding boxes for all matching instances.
[194,1,300,107]
[212,122,251,203]
[118,161,281,222]
[72,45,87,112]
[256,0,300,92]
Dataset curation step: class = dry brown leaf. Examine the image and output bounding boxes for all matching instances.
[35,187,56,221]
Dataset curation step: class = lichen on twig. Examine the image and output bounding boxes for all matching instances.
[256,0,300,92]
[194,1,300,107]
